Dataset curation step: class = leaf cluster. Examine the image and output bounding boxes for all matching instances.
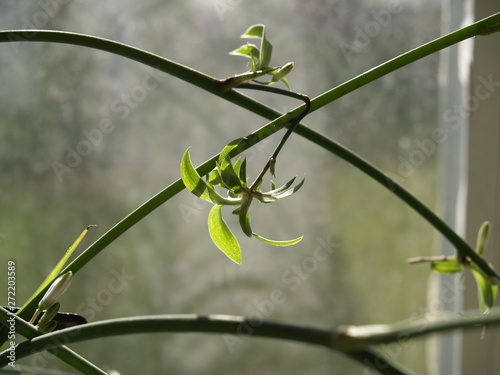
[180,139,303,263]
[228,24,294,90]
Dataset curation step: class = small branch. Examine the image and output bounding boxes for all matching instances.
[407,255,454,264]
[231,84,311,189]
[336,309,500,352]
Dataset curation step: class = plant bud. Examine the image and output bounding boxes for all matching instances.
[38,272,73,311]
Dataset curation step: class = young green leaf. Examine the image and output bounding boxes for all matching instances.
[240,24,265,39]
[219,138,244,164]
[218,157,244,192]
[239,24,272,70]
[431,258,464,274]
[238,158,247,183]
[273,177,305,199]
[18,226,94,317]
[280,77,291,90]
[259,36,273,70]
[475,221,491,255]
[180,149,241,205]
[472,268,498,313]
[208,205,242,264]
[238,195,253,237]
[229,45,260,71]
[253,233,303,246]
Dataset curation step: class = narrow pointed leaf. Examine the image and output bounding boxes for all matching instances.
[259,37,273,69]
[18,226,94,315]
[219,138,244,164]
[279,77,291,90]
[229,45,260,71]
[254,194,278,204]
[208,169,222,186]
[273,177,305,199]
[266,176,297,195]
[229,44,260,60]
[181,149,240,205]
[239,158,247,183]
[239,195,253,237]
[208,205,242,264]
[472,268,498,313]
[233,157,242,177]
[253,233,303,246]
[219,158,243,191]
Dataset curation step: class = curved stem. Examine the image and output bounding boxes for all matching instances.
[337,309,500,351]
[0,307,106,375]
[4,309,500,374]
[0,312,410,374]
[293,126,500,280]
[1,13,498,316]
[309,12,500,111]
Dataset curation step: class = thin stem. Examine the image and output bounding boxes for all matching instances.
[293,126,500,281]
[4,310,500,374]
[0,307,106,375]
[337,309,500,351]
[233,84,311,189]
[309,12,500,111]
[0,313,410,374]
[407,255,454,264]
[0,13,498,320]
[0,10,498,346]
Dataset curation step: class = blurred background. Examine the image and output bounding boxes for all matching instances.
[0,0,445,373]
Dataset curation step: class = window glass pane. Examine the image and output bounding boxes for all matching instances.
[0,1,443,373]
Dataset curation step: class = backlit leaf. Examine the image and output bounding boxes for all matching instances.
[238,195,253,237]
[219,138,244,164]
[180,149,240,205]
[208,205,242,264]
[241,24,264,39]
[253,233,303,247]
[431,258,463,274]
[472,268,498,313]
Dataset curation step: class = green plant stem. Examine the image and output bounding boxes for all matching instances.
[293,126,500,281]
[309,12,500,111]
[0,10,499,345]
[0,307,106,375]
[0,313,411,375]
[336,309,500,351]
[4,310,500,374]
[234,84,311,189]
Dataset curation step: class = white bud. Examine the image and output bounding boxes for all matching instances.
[38,272,73,311]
